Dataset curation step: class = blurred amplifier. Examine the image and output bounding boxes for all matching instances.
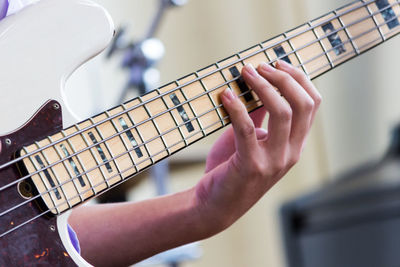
[281,143,400,267]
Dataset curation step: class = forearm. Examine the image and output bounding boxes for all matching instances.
[68,187,215,267]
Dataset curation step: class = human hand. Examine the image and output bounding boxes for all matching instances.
[194,60,321,232]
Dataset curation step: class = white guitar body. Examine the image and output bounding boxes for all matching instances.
[0,0,114,134]
[0,0,114,265]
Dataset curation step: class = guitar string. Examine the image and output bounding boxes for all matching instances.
[1,22,399,238]
[0,2,397,198]
[0,0,387,172]
[0,7,398,199]
[0,1,400,236]
[0,99,261,239]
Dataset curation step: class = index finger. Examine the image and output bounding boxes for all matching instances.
[221,88,258,159]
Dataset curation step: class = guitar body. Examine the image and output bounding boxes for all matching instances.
[0,0,114,135]
[0,0,399,265]
[0,0,114,265]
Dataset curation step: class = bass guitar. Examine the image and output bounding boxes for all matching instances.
[0,0,399,265]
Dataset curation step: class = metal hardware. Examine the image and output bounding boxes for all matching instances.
[53,103,60,110]
[5,138,11,146]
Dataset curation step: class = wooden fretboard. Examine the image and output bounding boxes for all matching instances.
[21,0,400,215]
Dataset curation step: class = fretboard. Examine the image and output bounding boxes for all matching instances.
[21,0,400,215]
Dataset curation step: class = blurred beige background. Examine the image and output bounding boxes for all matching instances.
[64,0,400,266]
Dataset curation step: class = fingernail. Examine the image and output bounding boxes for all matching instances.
[259,62,275,72]
[276,59,291,69]
[222,88,235,101]
[244,63,258,77]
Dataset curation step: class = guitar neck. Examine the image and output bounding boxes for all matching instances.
[21,0,400,215]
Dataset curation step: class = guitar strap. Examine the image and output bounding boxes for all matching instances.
[0,0,8,20]
[68,224,81,254]
[3,0,39,17]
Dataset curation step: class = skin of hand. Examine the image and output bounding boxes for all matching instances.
[68,60,321,267]
[194,60,321,230]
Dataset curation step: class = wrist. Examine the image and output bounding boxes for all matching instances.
[191,183,235,238]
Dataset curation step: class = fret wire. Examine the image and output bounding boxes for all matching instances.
[89,118,119,175]
[3,4,400,236]
[35,142,68,211]
[47,136,83,202]
[106,111,139,174]
[259,43,272,62]
[215,61,236,98]
[0,101,266,238]
[308,21,334,68]
[21,91,261,211]
[175,79,205,136]
[75,124,110,188]
[156,88,187,147]
[203,64,225,126]
[0,100,235,236]
[307,12,400,77]
[18,88,256,216]
[138,97,167,161]
[285,32,308,74]
[154,91,179,156]
[193,71,223,130]
[1,0,388,173]
[17,11,399,188]
[12,19,395,218]
[364,0,386,41]
[2,2,399,194]
[235,53,246,66]
[232,53,250,100]
[334,10,361,54]
[93,116,124,178]
[36,142,70,208]
[4,10,400,241]
[175,80,206,137]
[15,11,400,193]
[140,96,170,157]
[5,19,399,220]
[9,97,262,228]
[24,147,60,214]
[127,101,154,165]
[61,130,97,195]
[45,14,400,194]
[308,23,398,76]
[121,103,152,165]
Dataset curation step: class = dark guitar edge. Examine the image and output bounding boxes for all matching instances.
[0,100,75,266]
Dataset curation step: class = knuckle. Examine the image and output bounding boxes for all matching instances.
[289,153,301,167]
[276,105,292,121]
[301,97,315,113]
[251,161,266,176]
[296,69,309,82]
[252,82,269,93]
[270,161,286,176]
[230,100,243,112]
[238,121,255,138]
[277,72,291,85]
[228,101,245,117]
[229,156,242,174]
[314,93,323,107]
